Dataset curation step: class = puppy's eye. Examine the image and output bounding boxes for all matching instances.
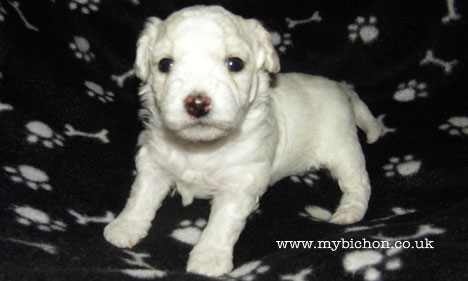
[226,57,244,72]
[158,58,174,73]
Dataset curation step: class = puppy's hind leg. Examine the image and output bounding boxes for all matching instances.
[326,143,371,225]
[104,145,172,248]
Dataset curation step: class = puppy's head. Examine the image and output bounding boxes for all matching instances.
[135,5,280,142]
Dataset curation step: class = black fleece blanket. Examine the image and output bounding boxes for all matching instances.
[1,1,467,280]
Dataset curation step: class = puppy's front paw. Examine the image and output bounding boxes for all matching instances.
[330,205,365,225]
[187,248,233,277]
[104,218,149,248]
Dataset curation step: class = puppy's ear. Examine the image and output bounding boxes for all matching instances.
[134,17,162,82]
[246,19,280,73]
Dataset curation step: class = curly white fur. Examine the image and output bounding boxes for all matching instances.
[104,5,382,277]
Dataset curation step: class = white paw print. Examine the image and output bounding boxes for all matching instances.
[69,36,95,62]
[439,116,468,136]
[69,0,100,14]
[348,16,379,44]
[13,205,67,232]
[393,80,428,102]
[226,260,270,281]
[170,218,207,245]
[383,155,422,177]
[344,224,445,280]
[343,248,403,281]
[4,164,52,191]
[26,121,65,148]
[290,171,320,187]
[270,31,293,53]
[84,81,115,103]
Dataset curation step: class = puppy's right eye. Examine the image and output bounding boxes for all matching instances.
[158,58,174,73]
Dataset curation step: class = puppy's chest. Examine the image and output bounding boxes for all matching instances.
[156,148,230,204]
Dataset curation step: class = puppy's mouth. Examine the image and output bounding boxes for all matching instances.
[169,119,235,142]
[187,119,230,129]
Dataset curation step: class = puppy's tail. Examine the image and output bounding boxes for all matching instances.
[344,86,382,144]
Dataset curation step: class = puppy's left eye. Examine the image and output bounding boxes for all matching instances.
[158,58,174,73]
[226,57,244,72]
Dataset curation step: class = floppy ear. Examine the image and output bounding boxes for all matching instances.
[246,19,280,73]
[134,17,162,82]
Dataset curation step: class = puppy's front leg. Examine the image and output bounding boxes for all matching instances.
[104,146,171,248]
[187,190,259,277]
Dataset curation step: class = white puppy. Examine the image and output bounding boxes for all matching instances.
[104,5,382,277]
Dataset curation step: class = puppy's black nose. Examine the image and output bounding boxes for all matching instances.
[184,94,212,118]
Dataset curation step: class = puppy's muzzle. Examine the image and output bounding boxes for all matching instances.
[184,94,212,118]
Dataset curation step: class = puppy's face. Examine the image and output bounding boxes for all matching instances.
[135,6,279,142]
